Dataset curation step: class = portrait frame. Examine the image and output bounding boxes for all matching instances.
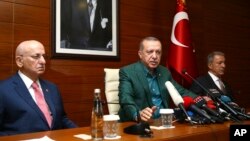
[51,0,119,60]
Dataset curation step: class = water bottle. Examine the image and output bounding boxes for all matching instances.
[91,88,104,140]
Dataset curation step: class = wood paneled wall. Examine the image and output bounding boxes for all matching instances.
[0,0,250,127]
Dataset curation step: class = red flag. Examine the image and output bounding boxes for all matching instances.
[167,0,198,88]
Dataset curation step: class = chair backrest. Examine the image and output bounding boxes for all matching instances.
[104,68,120,115]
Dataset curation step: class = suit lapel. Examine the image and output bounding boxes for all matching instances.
[14,76,37,110]
[134,62,153,107]
[156,68,169,107]
[13,75,49,126]
[156,68,165,94]
[206,74,224,94]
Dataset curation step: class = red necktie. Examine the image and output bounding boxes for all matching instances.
[32,82,52,127]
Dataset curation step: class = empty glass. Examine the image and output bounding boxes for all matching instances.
[103,115,120,139]
[160,109,174,127]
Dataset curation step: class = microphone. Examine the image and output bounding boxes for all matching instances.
[220,96,246,113]
[165,81,194,124]
[174,108,211,125]
[193,96,224,123]
[182,69,242,122]
[182,69,214,98]
[188,111,213,124]
[183,96,216,123]
[214,94,241,119]
[102,101,153,137]
[202,96,217,109]
[202,96,241,122]
[220,96,250,119]
[193,96,221,117]
[218,107,242,122]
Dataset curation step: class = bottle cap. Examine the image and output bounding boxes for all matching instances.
[94,88,101,93]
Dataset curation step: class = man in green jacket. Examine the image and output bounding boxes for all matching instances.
[118,36,197,122]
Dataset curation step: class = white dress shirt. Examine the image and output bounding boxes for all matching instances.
[88,0,97,32]
[18,70,43,103]
[208,71,225,90]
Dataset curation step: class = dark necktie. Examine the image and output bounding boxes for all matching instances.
[32,82,52,127]
[88,0,93,16]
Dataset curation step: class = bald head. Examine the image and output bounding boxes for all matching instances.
[16,40,44,57]
[15,40,46,81]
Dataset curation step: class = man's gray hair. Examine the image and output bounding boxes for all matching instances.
[207,51,225,65]
[139,36,160,51]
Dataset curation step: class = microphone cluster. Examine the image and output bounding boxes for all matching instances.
[165,81,217,125]
[178,69,250,124]
[164,69,250,125]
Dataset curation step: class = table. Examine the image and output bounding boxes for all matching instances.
[0,120,249,141]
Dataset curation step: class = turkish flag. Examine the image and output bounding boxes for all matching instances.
[167,0,198,88]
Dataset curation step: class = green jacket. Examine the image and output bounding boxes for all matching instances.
[118,61,197,122]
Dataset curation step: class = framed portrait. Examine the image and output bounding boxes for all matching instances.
[52,0,119,59]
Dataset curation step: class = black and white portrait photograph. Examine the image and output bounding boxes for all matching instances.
[52,0,118,59]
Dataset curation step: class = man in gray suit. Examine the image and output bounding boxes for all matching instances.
[118,37,197,122]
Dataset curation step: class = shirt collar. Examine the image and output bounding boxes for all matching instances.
[140,62,159,77]
[18,70,41,89]
[208,71,220,82]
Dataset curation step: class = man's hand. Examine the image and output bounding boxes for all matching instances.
[139,106,157,121]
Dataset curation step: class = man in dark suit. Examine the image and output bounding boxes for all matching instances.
[118,37,197,122]
[61,0,112,50]
[0,40,77,136]
[189,51,235,101]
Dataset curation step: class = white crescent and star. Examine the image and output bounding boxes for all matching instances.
[171,11,189,48]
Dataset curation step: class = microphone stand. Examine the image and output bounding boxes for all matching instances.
[123,110,153,137]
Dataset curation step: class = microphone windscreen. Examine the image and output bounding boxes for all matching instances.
[193,96,207,107]
[182,96,194,109]
[202,96,217,109]
[165,81,184,106]
[220,95,232,103]
[220,95,245,113]
[207,103,216,109]
[202,96,215,105]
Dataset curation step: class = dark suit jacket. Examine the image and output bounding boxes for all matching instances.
[0,73,77,136]
[61,0,112,50]
[118,61,197,122]
[189,73,235,101]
